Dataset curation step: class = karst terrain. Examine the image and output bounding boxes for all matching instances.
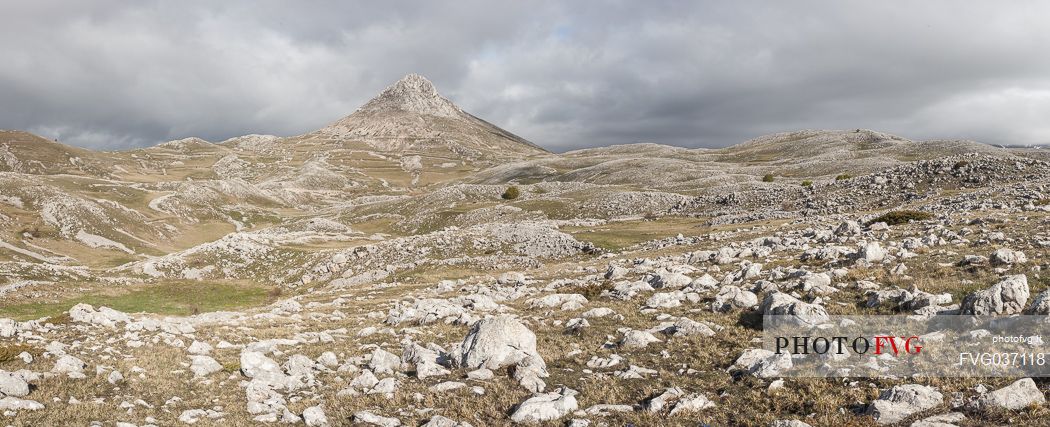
[1,74,1050,426]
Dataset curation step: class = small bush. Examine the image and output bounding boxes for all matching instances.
[761,174,775,183]
[1035,199,1050,206]
[953,160,970,170]
[835,174,851,181]
[501,186,520,200]
[0,344,36,363]
[46,313,72,325]
[867,210,933,226]
[801,180,813,187]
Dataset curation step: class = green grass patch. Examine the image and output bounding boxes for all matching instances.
[513,199,578,219]
[0,281,275,321]
[564,217,708,252]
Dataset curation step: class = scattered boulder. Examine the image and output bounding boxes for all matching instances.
[509,387,578,424]
[0,371,30,397]
[649,271,692,289]
[456,315,548,391]
[68,304,131,328]
[619,330,662,349]
[52,355,86,378]
[303,405,328,427]
[760,292,829,326]
[190,355,223,378]
[911,412,966,427]
[369,348,402,375]
[711,285,758,312]
[240,351,283,382]
[422,415,475,427]
[860,242,886,263]
[990,248,1027,266]
[960,275,1029,315]
[1027,289,1050,315]
[866,384,943,425]
[0,396,44,411]
[107,370,124,385]
[667,317,716,337]
[402,341,450,379]
[835,220,862,236]
[457,316,542,370]
[978,378,1045,410]
[353,411,402,427]
[731,349,792,378]
[187,340,213,355]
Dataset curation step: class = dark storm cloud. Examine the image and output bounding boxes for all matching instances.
[2,1,1049,151]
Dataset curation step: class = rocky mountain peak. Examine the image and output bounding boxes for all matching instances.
[357,73,462,118]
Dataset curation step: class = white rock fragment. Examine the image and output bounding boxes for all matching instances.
[866,384,943,425]
[978,378,1045,411]
[509,387,579,424]
[369,348,401,375]
[960,274,1029,315]
[0,371,29,397]
[353,410,402,426]
[190,355,223,378]
[619,330,662,349]
[107,370,124,385]
[187,340,213,355]
[303,405,328,427]
[52,355,87,378]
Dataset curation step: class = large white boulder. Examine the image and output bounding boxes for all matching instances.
[978,378,1045,410]
[865,384,943,425]
[960,275,1029,315]
[0,371,29,397]
[457,316,542,370]
[509,387,579,424]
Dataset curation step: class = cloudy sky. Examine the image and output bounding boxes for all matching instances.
[2,1,1049,151]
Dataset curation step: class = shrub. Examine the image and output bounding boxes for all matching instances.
[46,313,72,325]
[0,344,35,363]
[835,174,851,181]
[501,186,520,200]
[761,174,775,183]
[953,160,970,170]
[801,180,813,187]
[867,210,933,226]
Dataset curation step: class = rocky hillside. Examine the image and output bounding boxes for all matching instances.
[316,74,547,159]
[1,75,1050,425]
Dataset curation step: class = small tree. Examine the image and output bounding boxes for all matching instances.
[801,180,812,187]
[501,186,520,200]
[762,174,775,183]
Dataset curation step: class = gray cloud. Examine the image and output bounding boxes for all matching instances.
[2,1,1049,151]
